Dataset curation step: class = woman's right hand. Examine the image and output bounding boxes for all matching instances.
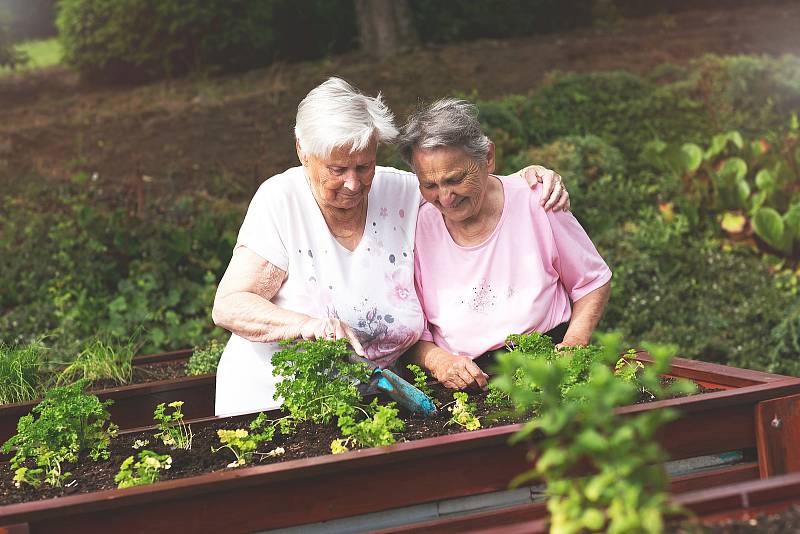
[299,317,365,355]
[429,351,488,391]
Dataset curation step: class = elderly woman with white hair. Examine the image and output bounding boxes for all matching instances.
[401,99,612,391]
[211,78,570,416]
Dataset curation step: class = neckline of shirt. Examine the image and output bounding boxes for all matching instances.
[299,166,372,256]
[434,174,511,252]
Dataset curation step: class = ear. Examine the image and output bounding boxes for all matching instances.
[486,142,496,174]
[296,138,307,166]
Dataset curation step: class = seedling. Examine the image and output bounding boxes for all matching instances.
[153,401,193,450]
[445,392,481,431]
[406,364,434,398]
[211,412,281,468]
[115,450,172,489]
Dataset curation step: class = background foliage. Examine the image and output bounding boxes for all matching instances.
[56,0,357,82]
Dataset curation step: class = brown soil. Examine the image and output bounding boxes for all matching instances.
[2,3,799,203]
[88,360,189,391]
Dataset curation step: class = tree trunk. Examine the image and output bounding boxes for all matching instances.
[355,0,418,59]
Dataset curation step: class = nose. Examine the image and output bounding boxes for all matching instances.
[342,170,362,193]
[438,188,457,208]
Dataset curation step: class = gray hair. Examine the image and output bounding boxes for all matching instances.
[398,98,490,166]
[294,77,399,158]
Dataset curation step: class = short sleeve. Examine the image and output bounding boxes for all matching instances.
[546,210,612,302]
[235,182,289,271]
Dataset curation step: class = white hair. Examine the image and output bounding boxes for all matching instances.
[294,77,399,158]
[398,98,490,165]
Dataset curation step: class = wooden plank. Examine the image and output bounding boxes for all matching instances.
[377,463,761,533]
[675,471,800,519]
[757,393,800,478]
[669,463,759,494]
[630,352,789,387]
[132,349,193,366]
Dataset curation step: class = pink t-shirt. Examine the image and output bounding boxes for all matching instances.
[413,175,612,358]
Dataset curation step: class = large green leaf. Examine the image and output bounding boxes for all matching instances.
[783,203,800,242]
[753,207,790,252]
[680,143,703,173]
[718,157,748,182]
[755,168,775,192]
[714,158,749,209]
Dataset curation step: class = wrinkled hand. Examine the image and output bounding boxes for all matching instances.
[299,317,365,355]
[520,164,570,212]
[430,351,488,391]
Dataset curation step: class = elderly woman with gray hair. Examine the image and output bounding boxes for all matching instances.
[211,78,570,416]
[401,99,612,391]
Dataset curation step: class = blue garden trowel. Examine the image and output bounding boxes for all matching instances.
[346,353,438,417]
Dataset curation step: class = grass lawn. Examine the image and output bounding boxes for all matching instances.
[0,37,61,75]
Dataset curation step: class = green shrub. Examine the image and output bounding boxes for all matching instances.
[600,208,790,370]
[523,71,711,159]
[0,16,28,69]
[476,97,528,173]
[409,0,595,44]
[682,55,800,137]
[0,183,239,353]
[56,0,357,83]
[768,299,800,376]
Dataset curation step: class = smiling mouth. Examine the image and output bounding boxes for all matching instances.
[443,197,464,210]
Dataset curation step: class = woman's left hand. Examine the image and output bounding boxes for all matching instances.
[520,165,570,211]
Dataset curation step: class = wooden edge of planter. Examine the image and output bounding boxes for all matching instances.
[674,470,800,522]
[373,463,764,534]
[631,351,791,387]
[132,348,193,366]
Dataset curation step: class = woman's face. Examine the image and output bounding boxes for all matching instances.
[297,137,378,211]
[412,144,495,224]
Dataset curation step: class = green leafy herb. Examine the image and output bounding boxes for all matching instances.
[153,401,193,450]
[446,392,481,431]
[1,380,118,488]
[405,364,434,398]
[493,332,696,533]
[186,339,224,376]
[115,450,172,489]
[211,412,283,467]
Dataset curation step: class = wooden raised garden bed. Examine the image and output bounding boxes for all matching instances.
[0,349,215,447]
[0,355,798,533]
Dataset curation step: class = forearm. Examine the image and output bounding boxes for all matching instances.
[562,281,611,346]
[212,292,312,343]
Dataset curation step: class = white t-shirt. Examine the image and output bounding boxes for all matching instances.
[215,166,425,416]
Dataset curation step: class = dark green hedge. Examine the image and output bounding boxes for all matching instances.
[57,0,357,83]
